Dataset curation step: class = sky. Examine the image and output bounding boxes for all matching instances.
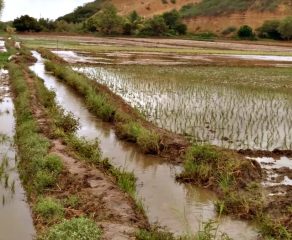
[1,0,91,21]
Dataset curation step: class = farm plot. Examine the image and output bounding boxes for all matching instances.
[76,65,292,151]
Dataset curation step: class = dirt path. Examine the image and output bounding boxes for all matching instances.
[23,68,147,239]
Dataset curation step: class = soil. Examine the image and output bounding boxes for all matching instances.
[20,63,148,239]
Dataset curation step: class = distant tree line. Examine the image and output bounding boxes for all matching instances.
[222,16,292,40]
[10,5,187,37]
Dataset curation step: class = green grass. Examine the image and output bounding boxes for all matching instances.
[180,0,282,18]
[136,220,232,240]
[177,145,263,220]
[43,55,160,154]
[35,197,64,222]
[117,122,160,153]
[42,217,102,240]
[0,52,9,68]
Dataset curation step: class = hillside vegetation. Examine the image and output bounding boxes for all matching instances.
[181,0,283,17]
[57,0,105,23]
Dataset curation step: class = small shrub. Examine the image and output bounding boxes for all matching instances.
[44,217,102,240]
[35,197,64,221]
[55,109,80,133]
[278,16,292,40]
[237,25,255,39]
[257,20,281,39]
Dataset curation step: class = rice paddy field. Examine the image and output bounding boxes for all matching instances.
[76,65,292,150]
[6,34,292,239]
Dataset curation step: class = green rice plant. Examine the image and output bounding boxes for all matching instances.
[35,197,64,222]
[43,217,102,240]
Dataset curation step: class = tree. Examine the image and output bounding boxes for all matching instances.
[237,25,254,39]
[12,15,41,32]
[86,4,124,35]
[162,10,187,35]
[38,18,55,32]
[123,11,142,35]
[139,16,168,36]
[257,20,281,40]
[278,17,292,40]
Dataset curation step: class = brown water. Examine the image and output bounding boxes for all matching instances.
[30,51,258,238]
[0,69,35,240]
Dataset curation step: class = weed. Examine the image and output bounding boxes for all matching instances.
[43,217,102,240]
[35,197,64,222]
[35,171,57,192]
[64,195,80,208]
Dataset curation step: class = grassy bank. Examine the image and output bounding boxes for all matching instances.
[8,57,103,239]
[177,145,291,239]
[40,47,163,154]
[7,40,148,238]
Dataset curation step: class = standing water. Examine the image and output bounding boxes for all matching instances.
[30,51,258,239]
[0,54,35,239]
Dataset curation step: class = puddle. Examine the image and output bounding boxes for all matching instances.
[224,54,292,62]
[249,157,292,187]
[52,50,98,64]
[0,66,35,239]
[0,40,7,52]
[31,51,258,239]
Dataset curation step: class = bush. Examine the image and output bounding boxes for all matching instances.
[278,16,292,40]
[44,217,102,240]
[35,197,64,221]
[237,25,255,39]
[257,20,281,39]
[139,16,168,36]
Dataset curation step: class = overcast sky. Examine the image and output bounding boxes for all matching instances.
[1,0,91,21]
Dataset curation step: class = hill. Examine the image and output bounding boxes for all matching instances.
[58,0,292,33]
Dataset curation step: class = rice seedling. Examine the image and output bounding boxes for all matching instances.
[77,64,292,151]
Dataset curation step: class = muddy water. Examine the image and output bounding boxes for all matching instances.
[30,51,258,239]
[250,156,292,187]
[0,69,35,239]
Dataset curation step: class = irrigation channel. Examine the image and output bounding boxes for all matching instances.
[30,51,259,238]
[0,57,35,239]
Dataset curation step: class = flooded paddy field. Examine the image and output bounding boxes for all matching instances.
[0,67,35,239]
[31,51,259,239]
[75,64,292,151]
